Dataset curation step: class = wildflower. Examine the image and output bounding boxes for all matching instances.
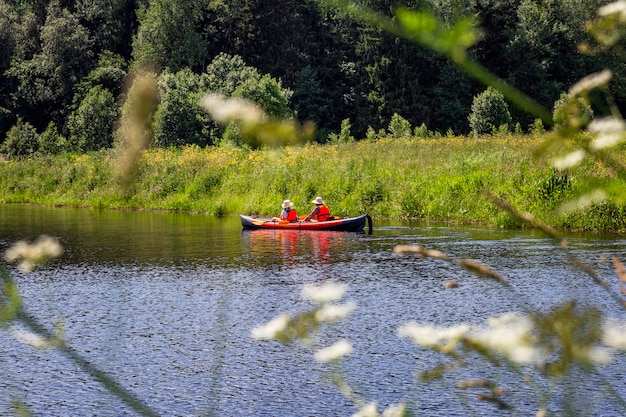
[472,313,540,364]
[552,150,585,169]
[199,93,265,125]
[251,313,291,340]
[11,328,50,349]
[398,322,469,351]
[301,282,348,303]
[382,403,406,417]
[598,0,626,18]
[315,301,356,323]
[393,244,448,260]
[352,402,378,417]
[4,235,63,273]
[588,117,626,149]
[603,321,626,349]
[313,339,353,363]
[457,258,506,284]
[572,346,611,364]
[569,70,612,96]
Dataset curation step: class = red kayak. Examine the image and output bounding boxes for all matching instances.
[240,214,372,233]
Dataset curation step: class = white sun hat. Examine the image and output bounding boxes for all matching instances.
[282,199,294,209]
[312,197,325,205]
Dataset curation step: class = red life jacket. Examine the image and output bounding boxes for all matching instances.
[283,209,298,222]
[315,205,330,221]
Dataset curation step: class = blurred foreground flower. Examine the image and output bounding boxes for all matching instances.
[302,281,348,303]
[588,116,626,149]
[251,313,291,340]
[4,235,63,273]
[200,93,314,148]
[351,402,407,417]
[400,308,616,369]
[251,281,355,345]
[114,71,159,186]
[314,339,353,363]
[10,327,51,349]
[603,321,626,349]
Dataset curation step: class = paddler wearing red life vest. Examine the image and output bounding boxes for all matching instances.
[303,196,331,222]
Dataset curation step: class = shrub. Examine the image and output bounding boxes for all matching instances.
[39,122,68,155]
[388,113,412,138]
[553,92,593,132]
[153,68,209,147]
[0,118,39,157]
[67,86,118,152]
[529,118,545,134]
[328,118,354,144]
[413,122,433,138]
[468,86,512,136]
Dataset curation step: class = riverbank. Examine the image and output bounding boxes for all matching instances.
[1,134,625,232]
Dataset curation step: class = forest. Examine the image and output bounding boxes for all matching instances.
[0,0,622,155]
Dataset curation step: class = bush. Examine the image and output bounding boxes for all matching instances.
[388,113,412,138]
[468,86,512,136]
[0,118,39,157]
[414,123,433,138]
[39,122,68,155]
[153,68,209,147]
[328,118,354,144]
[553,92,593,132]
[67,86,118,152]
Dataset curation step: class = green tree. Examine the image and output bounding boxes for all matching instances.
[388,113,412,138]
[0,117,39,157]
[153,69,209,147]
[38,121,68,155]
[72,51,128,108]
[67,86,118,151]
[552,92,594,132]
[201,53,292,118]
[132,0,206,72]
[468,86,512,136]
[5,0,94,130]
[75,0,137,57]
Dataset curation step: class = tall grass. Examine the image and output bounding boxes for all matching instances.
[1,132,624,231]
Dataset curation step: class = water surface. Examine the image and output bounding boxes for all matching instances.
[0,205,625,416]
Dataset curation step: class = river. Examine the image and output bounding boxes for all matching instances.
[0,204,625,416]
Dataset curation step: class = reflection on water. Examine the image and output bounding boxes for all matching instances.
[0,204,625,416]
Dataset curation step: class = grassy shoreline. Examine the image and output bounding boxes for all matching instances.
[1,134,625,232]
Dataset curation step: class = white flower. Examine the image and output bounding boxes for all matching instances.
[569,70,612,96]
[588,117,626,150]
[473,313,541,364]
[199,93,265,125]
[315,302,356,322]
[313,339,353,363]
[251,313,290,340]
[398,322,469,350]
[573,346,611,364]
[4,235,63,273]
[552,150,585,169]
[382,403,406,417]
[11,328,50,349]
[301,282,348,303]
[352,402,378,417]
[598,0,626,17]
[603,322,626,349]
[557,190,607,215]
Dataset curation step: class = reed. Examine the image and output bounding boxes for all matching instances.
[0,133,624,231]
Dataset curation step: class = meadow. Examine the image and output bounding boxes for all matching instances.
[1,132,624,232]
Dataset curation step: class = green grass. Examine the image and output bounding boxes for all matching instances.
[1,134,625,232]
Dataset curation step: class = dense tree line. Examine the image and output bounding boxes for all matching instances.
[0,0,622,155]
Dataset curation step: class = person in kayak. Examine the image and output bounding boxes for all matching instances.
[272,199,298,222]
[303,196,331,222]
